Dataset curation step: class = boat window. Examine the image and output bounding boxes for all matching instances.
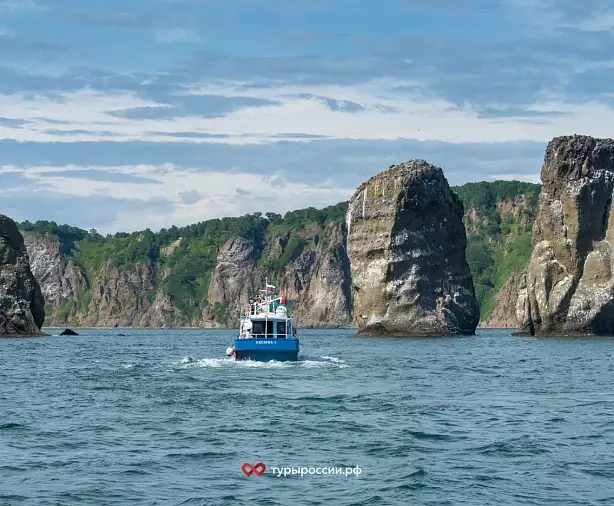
[277,321,286,337]
[266,320,274,337]
[252,321,265,336]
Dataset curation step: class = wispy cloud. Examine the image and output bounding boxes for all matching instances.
[0,163,353,233]
[1,80,613,146]
[154,28,199,43]
[511,0,614,32]
[73,10,192,29]
[562,12,614,32]
[0,0,44,12]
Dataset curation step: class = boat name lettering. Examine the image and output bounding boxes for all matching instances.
[255,340,276,344]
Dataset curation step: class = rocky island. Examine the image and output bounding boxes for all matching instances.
[346,160,480,336]
[0,215,45,336]
[517,135,614,335]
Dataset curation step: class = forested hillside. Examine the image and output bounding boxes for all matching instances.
[454,181,540,321]
[19,203,350,327]
[18,181,539,327]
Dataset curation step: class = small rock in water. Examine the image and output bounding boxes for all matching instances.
[59,328,79,336]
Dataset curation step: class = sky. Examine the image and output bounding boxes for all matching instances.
[1,0,613,233]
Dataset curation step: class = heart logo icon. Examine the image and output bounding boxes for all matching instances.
[242,462,267,477]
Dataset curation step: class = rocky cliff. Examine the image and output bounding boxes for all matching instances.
[346,160,480,336]
[0,215,45,335]
[23,232,88,326]
[205,221,352,327]
[18,182,538,330]
[517,135,614,335]
[482,274,522,328]
[19,205,352,328]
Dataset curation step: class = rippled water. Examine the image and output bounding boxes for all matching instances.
[1,328,614,505]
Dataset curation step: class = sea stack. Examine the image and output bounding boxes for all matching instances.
[0,215,45,336]
[346,160,479,336]
[517,135,614,335]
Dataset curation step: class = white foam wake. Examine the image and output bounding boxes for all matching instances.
[171,355,348,369]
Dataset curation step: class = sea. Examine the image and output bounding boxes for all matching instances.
[1,328,613,506]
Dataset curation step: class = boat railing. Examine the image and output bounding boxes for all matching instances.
[238,315,296,340]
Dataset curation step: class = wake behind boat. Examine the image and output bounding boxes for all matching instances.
[226,281,299,361]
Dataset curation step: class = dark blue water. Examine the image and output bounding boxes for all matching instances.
[1,329,614,505]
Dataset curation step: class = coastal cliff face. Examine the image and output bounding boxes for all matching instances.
[23,233,88,326]
[0,215,45,335]
[83,260,158,327]
[204,221,352,327]
[517,135,614,335]
[346,160,479,336]
[20,207,352,328]
[18,181,539,330]
[483,274,522,328]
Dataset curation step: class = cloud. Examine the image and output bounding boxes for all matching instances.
[109,95,280,120]
[73,10,190,29]
[511,0,614,32]
[0,38,66,63]
[491,173,541,183]
[0,0,44,12]
[562,12,614,32]
[40,168,161,184]
[178,189,201,204]
[1,80,613,146]
[154,28,199,43]
[0,137,546,190]
[0,116,29,126]
[1,0,612,232]
[285,94,366,113]
[0,162,354,232]
[42,129,121,137]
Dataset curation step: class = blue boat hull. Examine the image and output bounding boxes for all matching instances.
[233,338,299,362]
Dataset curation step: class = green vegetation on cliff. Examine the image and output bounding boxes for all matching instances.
[19,202,349,325]
[19,182,538,326]
[452,181,540,321]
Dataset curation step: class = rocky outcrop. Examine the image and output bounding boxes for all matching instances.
[273,222,352,327]
[517,135,614,335]
[482,274,522,328]
[20,219,354,328]
[206,236,264,325]
[0,215,45,335]
[138,290,180,328]
[83,260,158,327]
[204,222,352,327]
[346,160,479,336]
[22,232,88,325]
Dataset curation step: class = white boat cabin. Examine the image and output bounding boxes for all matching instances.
[238,284,296,340]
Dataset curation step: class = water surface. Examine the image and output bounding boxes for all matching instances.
[1,329,613,505]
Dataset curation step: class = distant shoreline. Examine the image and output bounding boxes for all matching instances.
[42,326,359,331]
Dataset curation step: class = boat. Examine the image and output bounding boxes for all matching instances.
[226,281,299,361]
